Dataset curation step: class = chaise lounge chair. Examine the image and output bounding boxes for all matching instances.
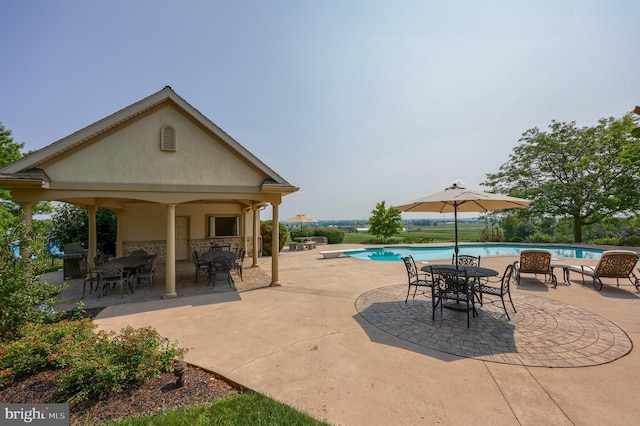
[565,250,640,292]
[514,249,557,288]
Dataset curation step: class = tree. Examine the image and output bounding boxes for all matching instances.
[367,201,403,242]
[632,106,640,138]
[484,115,640,242]
[50,203,117,255]
[0,123,26,230]
[0,123,53,233]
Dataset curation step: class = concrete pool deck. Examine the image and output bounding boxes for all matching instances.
[61,244,640,425]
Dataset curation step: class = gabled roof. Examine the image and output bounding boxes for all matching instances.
[0,168,50,188]
[1,86,295,192]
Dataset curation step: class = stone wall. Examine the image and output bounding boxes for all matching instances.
[124,236,262,262]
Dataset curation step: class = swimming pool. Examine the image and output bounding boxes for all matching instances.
[344,244,603,262]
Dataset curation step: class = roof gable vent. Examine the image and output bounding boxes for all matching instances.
[161,125,176,151]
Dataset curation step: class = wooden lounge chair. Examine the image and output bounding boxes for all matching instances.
[514,249,557,288]
[565,250,640,292]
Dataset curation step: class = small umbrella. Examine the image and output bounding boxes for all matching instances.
[393,183,531,263]
[284,213,318,230]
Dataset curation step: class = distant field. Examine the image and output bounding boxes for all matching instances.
[342,222,484,244]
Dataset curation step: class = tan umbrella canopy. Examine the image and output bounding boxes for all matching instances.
[393,183,531,262]
[284,213,318,230]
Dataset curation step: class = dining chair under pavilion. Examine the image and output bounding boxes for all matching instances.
[79,258,100,298]
[210,255,234,288]
[136,254,158,289]
[233,249,245,281]
[476,263,517,320]
[96,262,132,297]
[129,249,148,256]
[402,255,432,302]
[192,250,210,282]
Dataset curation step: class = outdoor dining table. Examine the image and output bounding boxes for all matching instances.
[111,255,154,271]
[421,264,499,279]
[421,264,499,311]
[92,255,154,296]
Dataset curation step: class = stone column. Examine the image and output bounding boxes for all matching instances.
[270,202,280,286]
[19,203,33,259]
[164,204,177,298]
[252,204,260,267]
[115,210,124,258]
[87,206,97,265]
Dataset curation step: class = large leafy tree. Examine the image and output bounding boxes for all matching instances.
[484,115,640,242]
[0,123,25,230]
[368,201,403,242]
[0,122,53,232]
[50,203,117,255]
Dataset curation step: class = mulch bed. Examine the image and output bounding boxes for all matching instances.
[0,365,238,425]
[1,308,239,424]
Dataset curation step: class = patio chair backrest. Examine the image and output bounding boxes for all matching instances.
[499,263,515,292]
[595,250,639,278]
[518,249,551,274]
[212,255,234,271]
[130,249,148,256]
[402,256,420,281]
[142,255,158,273]
[453,254,480,267]
[97,262,124,280]
[79,258,90,276]
[429,266,469,290]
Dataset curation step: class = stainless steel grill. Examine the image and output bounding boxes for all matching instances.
[60,242,88,279]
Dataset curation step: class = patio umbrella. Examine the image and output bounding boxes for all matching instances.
[284,213,318,230]
[393,183,531,263]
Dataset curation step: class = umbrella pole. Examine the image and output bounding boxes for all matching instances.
[454,206,459,265]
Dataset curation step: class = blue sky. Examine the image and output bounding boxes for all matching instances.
[1,1,638,221]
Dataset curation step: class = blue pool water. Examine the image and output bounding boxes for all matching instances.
[344,244,603,262]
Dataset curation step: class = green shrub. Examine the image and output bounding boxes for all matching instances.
[524,232,555,243]
[621,236,640,247]
[587,237,621,246]
[0,226,66,342]
[260,221,288,255]
[0,320,97,386]
[289,229,314,241]
[0,321,187,404]
[313,227,345,244]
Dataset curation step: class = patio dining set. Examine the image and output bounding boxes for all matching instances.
[191,244,245,288]
[80,250,158,298]
[403,249,640,328]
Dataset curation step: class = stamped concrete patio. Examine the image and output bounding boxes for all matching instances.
[49,244,640,425]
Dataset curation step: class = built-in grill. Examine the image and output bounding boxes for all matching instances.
[60,242,88,279]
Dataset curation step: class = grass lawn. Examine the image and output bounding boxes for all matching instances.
[343,222,484,244]
[107,392,329,425]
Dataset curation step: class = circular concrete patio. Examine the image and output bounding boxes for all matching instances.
[355,284,632,367]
